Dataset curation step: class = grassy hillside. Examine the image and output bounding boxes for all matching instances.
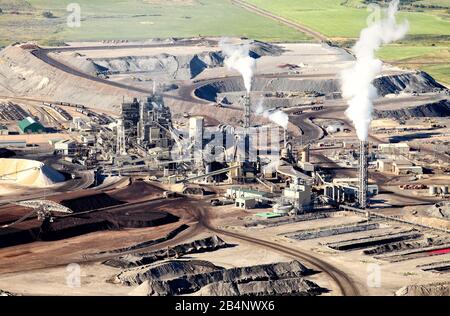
[0,0,311,46]
[245,0,450,85]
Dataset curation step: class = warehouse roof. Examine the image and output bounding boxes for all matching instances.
[18,117,44,133]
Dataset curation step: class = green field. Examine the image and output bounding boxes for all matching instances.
[0,0,311,47]
[245,0,450,85]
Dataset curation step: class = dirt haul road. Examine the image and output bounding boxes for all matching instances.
[231,0,327,42]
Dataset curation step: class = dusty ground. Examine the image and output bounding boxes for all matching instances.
[212,206,450,296]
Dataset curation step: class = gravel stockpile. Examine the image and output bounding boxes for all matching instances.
[0,158,65,187]
[104,236,231,268]
[140,260,318,296]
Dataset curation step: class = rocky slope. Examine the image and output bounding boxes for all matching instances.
[0,45,136,112]
[396,282,450,296]
[375,99,450,119]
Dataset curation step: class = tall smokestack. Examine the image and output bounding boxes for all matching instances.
[359,140,369,209]
[243,93,251,163]
[244,93,251,129]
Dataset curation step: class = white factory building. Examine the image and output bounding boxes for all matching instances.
[378,143,410,155]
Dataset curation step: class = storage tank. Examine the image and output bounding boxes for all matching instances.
[273,202,293,215]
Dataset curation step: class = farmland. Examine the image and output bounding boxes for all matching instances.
[244,0,450,85]
[0,0,311,47]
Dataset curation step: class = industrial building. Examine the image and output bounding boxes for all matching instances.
[18,117,44,134]
[54,139,78,156]
[378,143,410,155]
[376,157,423,175]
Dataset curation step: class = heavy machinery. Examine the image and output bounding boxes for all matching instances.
[1,200,72,228]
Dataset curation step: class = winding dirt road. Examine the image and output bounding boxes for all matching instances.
[230,0,327,42]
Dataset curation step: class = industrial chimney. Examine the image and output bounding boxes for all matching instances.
[358,140,369,209]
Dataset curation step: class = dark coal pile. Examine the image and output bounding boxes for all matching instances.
[364,236,449,256]
[104,236,230,268]
[245,212,329,228]
[418,260,450,273]
[0,208,178,247]
[288,222,379,241]
[248,40,284,58]
[195,71,444,103]
[40,209,177,241]
[195,77,339,102]
[374,71,445,96]
[325,230,422,251]
[111,181,163,202]
[139,260,320,296]
[198,278,322,296]
[114,260,224,286]
[375,99,450,119]
[59,193,125,213]
[0,148,15,158]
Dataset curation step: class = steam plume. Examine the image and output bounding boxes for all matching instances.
[256,102,289,130]
[220,38,256,93]
[340,0,408,141]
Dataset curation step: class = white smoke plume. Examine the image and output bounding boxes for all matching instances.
[255,101,289,130]
[340,0,408,141]
[220,38,256,93]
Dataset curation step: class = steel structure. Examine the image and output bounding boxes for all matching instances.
[116,119,126,156]
[243,94,251,129]
[2,200,72,228]
[358,140,369,209]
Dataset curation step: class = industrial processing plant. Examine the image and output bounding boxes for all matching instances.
[0,0,449,299]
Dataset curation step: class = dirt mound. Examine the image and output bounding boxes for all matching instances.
[91,224,189,256]
[0,204,179,247]
[115,260,223,286]
[50,52,108,76]
[141,260,316,296]
[197,278,321,296]
[396,282,450,296]
[0,158,65,187]
[111,181,163,202]
[375,99,450,119]
[248,40,284,58]
[40,209,178,241]
[59,193,125,213]
[104,236,231,268]
[426,202,450,219]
